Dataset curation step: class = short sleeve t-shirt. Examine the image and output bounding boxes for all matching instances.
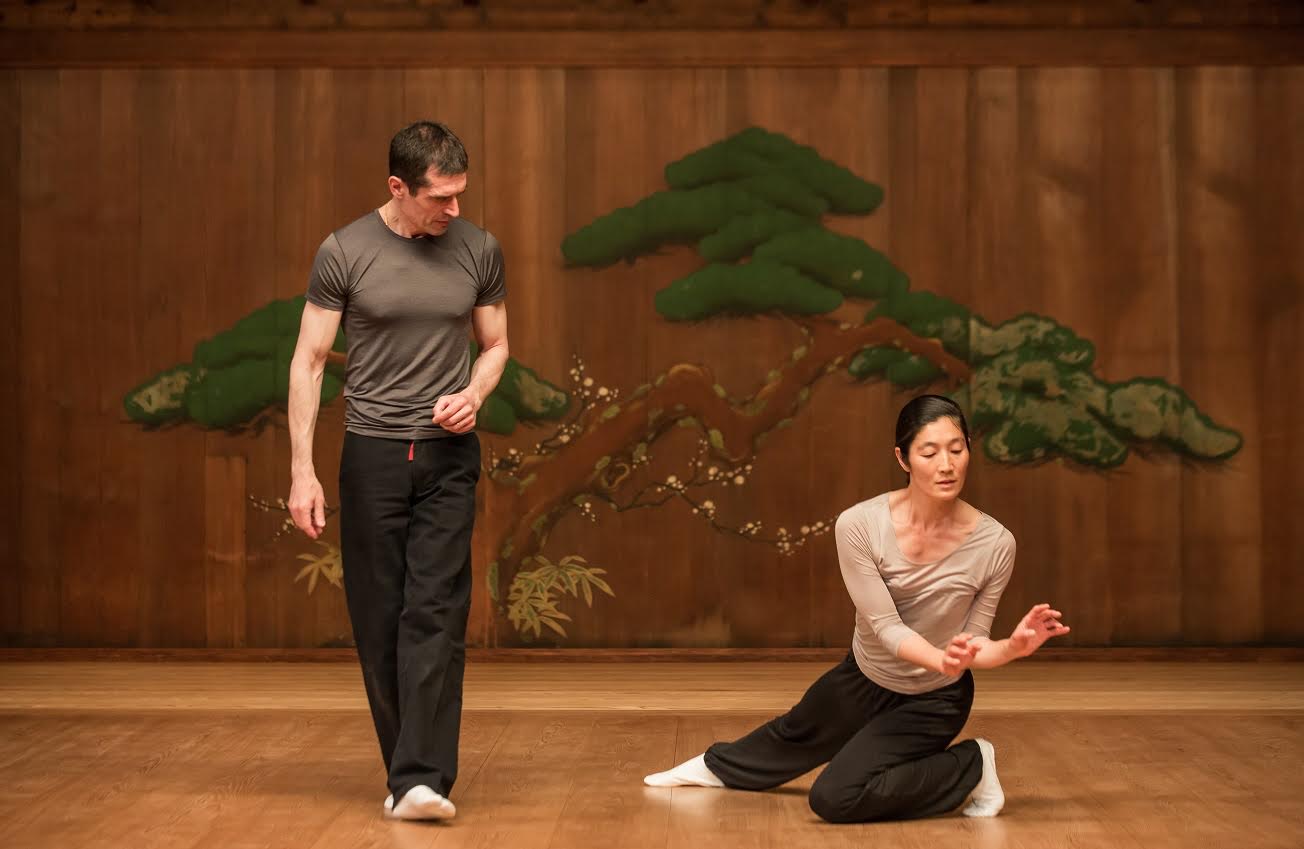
[306,211,506,439]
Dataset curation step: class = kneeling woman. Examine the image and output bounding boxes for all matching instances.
[644,394,1070,822]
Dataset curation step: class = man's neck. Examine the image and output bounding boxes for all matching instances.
[379,201,422,239]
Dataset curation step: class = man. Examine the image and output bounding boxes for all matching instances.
[288,121,508,821]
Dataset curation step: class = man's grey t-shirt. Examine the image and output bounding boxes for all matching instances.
[305,211,506,439]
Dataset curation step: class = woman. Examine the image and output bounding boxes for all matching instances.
[644,394,1070,822]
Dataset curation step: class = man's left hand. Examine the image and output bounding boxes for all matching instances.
[433,391,480,433]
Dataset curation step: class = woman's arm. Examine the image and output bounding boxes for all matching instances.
[899,632,981,676]
[968,604,1071,669]
[967,636,1019,670]
[836,510,920,658]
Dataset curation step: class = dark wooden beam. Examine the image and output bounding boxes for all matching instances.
[1,28,1301,68]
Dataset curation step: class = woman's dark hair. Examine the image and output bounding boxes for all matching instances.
[894,394,971,468]
[389,121,468,190]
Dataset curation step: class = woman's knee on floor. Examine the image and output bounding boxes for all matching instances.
[808,771,890,824]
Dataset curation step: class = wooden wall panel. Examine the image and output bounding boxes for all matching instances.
[0,70,19,644]
[204,70,277,648]
[1097,68,1185,644]
[1029,68,1112,644]
[94,69,145,647]
[801,68,893,649]
[256,68,338,649]
[963,67,1031,638]
[634,67,733,649]
[555,67,664,648]
[1256,68,1304,643]
[204,455,246,647]
[3,63,1300,648]
[17,70,63,646]
[331,71,405,234]
[479,67,568,646]
[132,70,203,647]
[53,69,103,645]
[1176,67,1263,643]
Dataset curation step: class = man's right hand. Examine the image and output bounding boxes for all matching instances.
[289,476,327,539]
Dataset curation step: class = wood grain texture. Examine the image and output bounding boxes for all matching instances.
[3,65,1300,649]
[0,661,1302,848]
[0,70,18,646]
[2,28,1304,69]
[3,661,1302,713]
[3,0,1303,32]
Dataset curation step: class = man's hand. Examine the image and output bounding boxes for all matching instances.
[433,390,480,434]
[288,475,327,539]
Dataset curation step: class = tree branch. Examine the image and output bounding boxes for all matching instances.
[488,317,969,586]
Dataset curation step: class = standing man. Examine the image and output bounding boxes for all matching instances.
[288,121,508,821]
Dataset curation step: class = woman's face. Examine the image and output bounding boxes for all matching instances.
[896,417,970,500]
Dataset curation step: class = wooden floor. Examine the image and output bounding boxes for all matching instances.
[2,662,1302,848]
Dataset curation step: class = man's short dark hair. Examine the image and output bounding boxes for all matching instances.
[389,121,468,190]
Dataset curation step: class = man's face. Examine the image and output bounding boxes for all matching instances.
[398,166,466,236]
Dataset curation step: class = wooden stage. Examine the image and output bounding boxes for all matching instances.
[2,660,1301,848]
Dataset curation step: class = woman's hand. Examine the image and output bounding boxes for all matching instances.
[1008,603,1071,658]
[939,633,980,676]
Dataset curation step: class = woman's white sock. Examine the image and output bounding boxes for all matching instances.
[643,753,724,788]
[962,738,1005,817]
